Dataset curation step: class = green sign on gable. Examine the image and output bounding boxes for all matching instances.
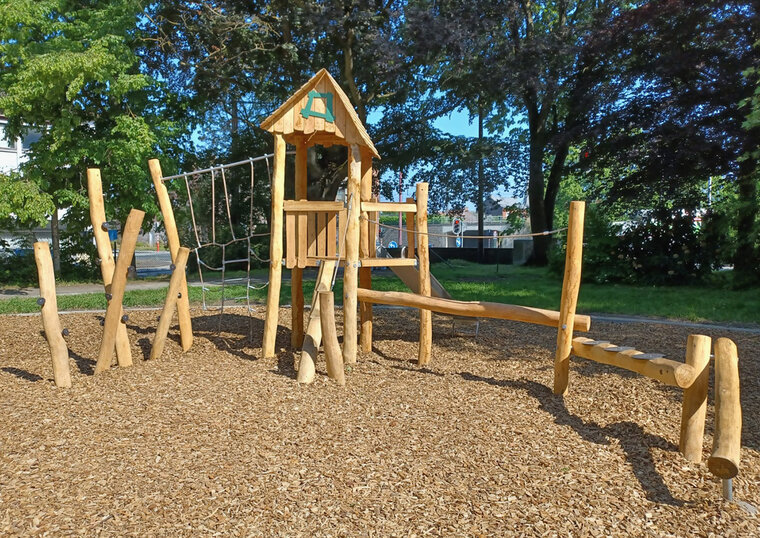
[300,90,335,123]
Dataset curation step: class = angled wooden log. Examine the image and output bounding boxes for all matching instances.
[708,338,742,479]
[319,290,346,385]
[87,168,132,367]
[33,242,71,388]
[554,201,585,395]
[297,260,336,384]
[95,209,144,374]
[679,334,712,462]
[150,247,191,361]
[149,159,193,351]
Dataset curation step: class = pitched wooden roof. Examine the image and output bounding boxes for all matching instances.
[260,69,379,159]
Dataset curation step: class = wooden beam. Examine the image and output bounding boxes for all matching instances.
[416,183,432,366]
[343,144,361,365]
[358,258,417,267]
[553,201,585,395]
[708,337,742,479]
[148,159,193,351]
[405,197,415,258]
[87,168,132,367]
[679,334,711,463]
[262,134,286,358]
[356,288,592,331]
[33,242,71,388]
[572,337,697,388]
[150,247,190,361]
[298,260,336,383]
[284,200,345,212]
[95,209,144,374]
[320,291,346,385]
[361,202,417,213]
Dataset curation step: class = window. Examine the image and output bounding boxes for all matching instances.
[22,131,41,149]
[0,123,17,151]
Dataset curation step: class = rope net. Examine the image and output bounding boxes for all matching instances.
[160,154,274,337]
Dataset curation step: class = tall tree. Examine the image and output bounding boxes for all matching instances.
[0,0,181,270]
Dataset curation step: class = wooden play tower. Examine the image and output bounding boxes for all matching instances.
[260,69,432,371]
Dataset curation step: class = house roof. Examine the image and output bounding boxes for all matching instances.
[260,69,379,159]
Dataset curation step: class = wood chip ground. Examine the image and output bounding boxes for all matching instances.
[1,306,758,536]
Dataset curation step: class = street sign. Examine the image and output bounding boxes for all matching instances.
[388,240,398,249]
[455,236,462,248]
[108,229,118,242]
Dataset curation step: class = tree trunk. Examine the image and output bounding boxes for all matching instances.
[50,206,61,273]
[527,136,549,265]
[477,105,485,263]
[733,141,759,287]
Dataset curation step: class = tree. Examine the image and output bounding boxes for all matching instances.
[0,0,181,271]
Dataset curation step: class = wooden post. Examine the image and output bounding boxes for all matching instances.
[95,209,144,374]
[291,140,307,348]
[148,159,193,351]
[33,242,71,388]
[150,247,191,361]
[263,134,286,358]
[416,183,432,366]
[298,260,336,383]
[359,148,373,353]
[679,334,711,462]
[320,290,346,386]
[87,169,132,367]
[343,144,361,365]
[405,197,416,259]
[553,201,585,395]
[708,338,742,479]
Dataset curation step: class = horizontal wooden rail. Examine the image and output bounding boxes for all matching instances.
[572,337,696,388]
[708,338,741,479]
[284,200,344,212]
[360,258,417,267]
[356,288,591,331]
[362,202,417,213]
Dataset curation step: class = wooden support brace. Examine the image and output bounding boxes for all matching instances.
[319,290,346,385]
[33,242,71,388]
[87,168,132,367]
[553,201,585,395]
[149,159,193,351]
[263,134,286,358]
[708,338,742,479]
[150,247,191,361]
[679,334,712,462]
[298,260,336,383]
[95,209,144,374]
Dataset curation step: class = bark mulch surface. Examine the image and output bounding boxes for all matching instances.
[1,307,758,536]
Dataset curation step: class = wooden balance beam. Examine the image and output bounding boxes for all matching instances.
[708,338,742,479]
[355,288,591,332]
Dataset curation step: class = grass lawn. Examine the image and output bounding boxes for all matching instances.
[0,261,757,324]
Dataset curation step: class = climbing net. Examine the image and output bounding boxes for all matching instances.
[159,155,275,336]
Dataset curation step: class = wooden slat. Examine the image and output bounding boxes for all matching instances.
[327,212,337,257]
[362,202,417,213]
[317,212,327,257]
[286,211,296,268]
[313,77,326,132]
[307,212,317,258]
[284,200,344,211]
[406,196,415,259]
[282,105,294,135]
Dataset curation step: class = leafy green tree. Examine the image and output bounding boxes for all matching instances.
[0,0,182,271]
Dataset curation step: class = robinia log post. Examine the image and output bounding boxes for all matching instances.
[263,134,286,358]
[342,144,362,365]
[150,247,191,361]
[95,209,144,374]
[359,148,374,353]
[291,138,307,348]
[320,290,346,386]
[708,337,742,479]
[679,334,712,462]
[87,168,132,367]
[148,159,193,351]
[298,260,336,384]
[33,242,71,388]
[416,182,432,366]
[553,200,585,395]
